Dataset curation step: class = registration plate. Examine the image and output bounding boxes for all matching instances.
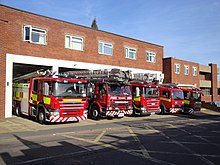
[118,113,124,118]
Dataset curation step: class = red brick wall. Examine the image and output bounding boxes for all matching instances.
[163,58,172,83]
[0,5,164,119]
[1,5,163,71]
[172,58,200,87]
[163,57,200,87]
[0,8,8,119]
[202,96,212,103]
[210,64,218,101]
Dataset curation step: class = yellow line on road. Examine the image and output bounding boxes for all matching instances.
[127,127,151,159]
[94,129,107,142]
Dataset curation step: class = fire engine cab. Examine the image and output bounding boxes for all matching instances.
[181,87,202,114]
[64,69,133,120]
[13,70,88,124]
[159,84,184,114]
[130,73,161,116]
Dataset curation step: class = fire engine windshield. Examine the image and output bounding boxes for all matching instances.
[142,87,159,98]
[52,81,87,98]
[108,84,131,96]
[172,90,184,100]
[191,92,202,101]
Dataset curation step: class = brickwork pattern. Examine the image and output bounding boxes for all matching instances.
[0,5,164,119]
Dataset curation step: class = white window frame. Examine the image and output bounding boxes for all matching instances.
[23,25,47,45]
[125,47,137,59]
[146,51,156,63]
[192,66,197,76]
[184,65,189,75]
[98,41,113,55]
[174,63,180,74]
[65,35,84,51]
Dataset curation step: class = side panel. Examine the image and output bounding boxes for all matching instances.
[13,83,30,115]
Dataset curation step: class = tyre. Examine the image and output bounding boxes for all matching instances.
[38,109,45,124]
[90,105,101,120]
[15,105,21,117]
[158,105,165,115]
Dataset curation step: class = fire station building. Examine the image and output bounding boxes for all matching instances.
[1,5,219,120]
[163,57,220,103]
[0,5,164,119]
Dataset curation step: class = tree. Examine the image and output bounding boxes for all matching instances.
[91,18,98,30]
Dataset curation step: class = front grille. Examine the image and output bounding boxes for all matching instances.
[174,104,183,108]
[147,100,159,111]
[111,100,132,110]
[59,101,85,117]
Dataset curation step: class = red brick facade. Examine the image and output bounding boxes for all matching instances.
[163,57,200,87]
[0,5,163,71]
[163,58,220,103]
[0,5,164,119]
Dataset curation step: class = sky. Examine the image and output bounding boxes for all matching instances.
[1,0,220,67]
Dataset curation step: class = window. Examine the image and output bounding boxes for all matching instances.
[125,47,136,59]
[98,41,113,55]
[146,51,156,63]
[192,66,197,76]
[33,80,38,92]
[43,81,51,96]
[174,63,180,74]
[201,88,211,96]
[162,90,170,99]
[23,25,46,45]
[65,35,83,51]
[184,65,189,75]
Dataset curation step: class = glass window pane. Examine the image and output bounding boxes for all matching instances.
[31,33,40,43]
[65,36,70,48]
[104,46,112,55]
[99,42,103,53]
[24,26,30,41]
[73,42,82,50]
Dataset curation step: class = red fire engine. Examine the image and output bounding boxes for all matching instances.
[12,70,88,124]
[64,69,133,120]
[159,84,184,114]
[130,73,161,116]
[181,87,202,114]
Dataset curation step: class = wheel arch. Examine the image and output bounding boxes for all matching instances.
[89,101,102,113]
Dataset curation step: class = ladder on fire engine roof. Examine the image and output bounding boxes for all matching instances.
[162,83,200,90]
[13,69,55,82]
[62,68,158,84]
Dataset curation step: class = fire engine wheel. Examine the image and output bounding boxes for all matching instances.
[90,105,101,120]
[15,105,21,117]
[159,105,165,115]
[38,109,46,124]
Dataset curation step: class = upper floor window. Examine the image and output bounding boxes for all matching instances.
[184,65,189,75]
[98,41,113,55]
[23,25,46,45]
[65,35,83,51]
[125,47,136,59]
[146,51,156,63]
[192,66,197,76]
[174,63,180,74]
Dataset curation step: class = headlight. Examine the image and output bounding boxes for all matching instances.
[84,109,88,114]
[140,106,146,110]
[50,111,60,117]
[107,107,113,110]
